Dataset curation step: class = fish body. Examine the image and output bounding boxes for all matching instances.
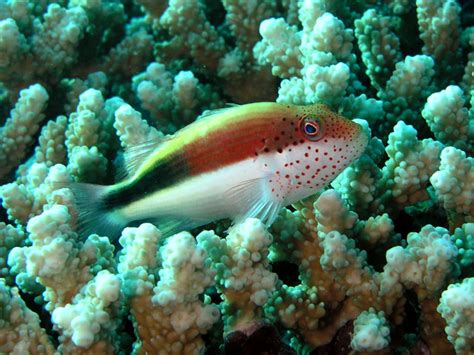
[72,103,368,239]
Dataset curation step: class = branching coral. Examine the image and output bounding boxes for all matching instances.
[438,277,474,354]
[0,84,49,181]
[198,218,277,333]
[118,223,220,353]
[351,308,391,352]
[431,147,474,230]
[0,0,473,353]
[422,85,474,153]
[0,279,55,354]
[132,61,221,133]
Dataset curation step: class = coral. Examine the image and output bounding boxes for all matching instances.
[9,204,98,311]
[256,2,357,106]
[0,84,49,181]
[1,163,72,225]
[381,225,459,300]
[31,4,89,78]
[380,225,460,351]
[381,121,444,208]
[118,224,219,353]
[159,0,227,73]
[0,223,24,284]
[52,270,122,348]
[354,9,402,92]
[351,308,390,352]
[416,0,463,81]
[377,54,436,134]
[65,88,122,182]
[198,218,277,333]
[422,85,474,153]
[0,4,89,98]
[34,115,68,167]
[132,61,221,133]
[438,277,474,354]
[430,147,474,230]
[0,279,55,354]
[253,18,302,78]
[155,0,277,103]
[452,223,474,274]
[113,103,162,149]
[0,0,473,353]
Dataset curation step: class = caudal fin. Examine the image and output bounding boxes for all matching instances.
[68,183,127,241]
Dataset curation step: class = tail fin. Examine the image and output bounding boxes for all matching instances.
[69,183,127,241]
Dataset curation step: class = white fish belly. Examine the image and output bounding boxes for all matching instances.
[119,157,265,223]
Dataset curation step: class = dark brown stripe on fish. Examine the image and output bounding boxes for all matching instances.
[103,152,189,208]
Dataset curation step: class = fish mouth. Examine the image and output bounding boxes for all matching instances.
[337,119,369,163]
[358,125,369,149]
[327,115,369,162]
[351,119,369,154]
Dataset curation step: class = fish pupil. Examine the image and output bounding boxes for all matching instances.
[300,117,324,141]
[304,123,318,135]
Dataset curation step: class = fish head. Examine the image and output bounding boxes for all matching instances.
[269,103,369,204]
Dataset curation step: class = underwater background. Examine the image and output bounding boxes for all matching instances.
[0,0,473,353]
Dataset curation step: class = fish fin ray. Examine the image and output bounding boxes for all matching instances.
[148,216,203,238]
[226,176,283,227]
[68,183,127,241]
[197,103,240,120]
[114,152,128,181]
[118,136,168,181]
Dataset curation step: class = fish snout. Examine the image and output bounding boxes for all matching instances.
[328,115,369,161]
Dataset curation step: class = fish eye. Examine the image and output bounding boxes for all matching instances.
[301,117,323,141]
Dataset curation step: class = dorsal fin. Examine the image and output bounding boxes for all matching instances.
[116,136,168,181]
[197,103,240,120]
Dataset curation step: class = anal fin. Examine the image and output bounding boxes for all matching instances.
[147,216,206,239]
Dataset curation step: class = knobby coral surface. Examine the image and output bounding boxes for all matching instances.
[0,0,473,354]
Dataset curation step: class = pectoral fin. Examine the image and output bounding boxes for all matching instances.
[226,175,283,227]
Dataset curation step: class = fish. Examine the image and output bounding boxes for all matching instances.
[70,102,368,240]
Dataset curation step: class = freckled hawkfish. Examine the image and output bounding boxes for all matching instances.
[70,103,368,239]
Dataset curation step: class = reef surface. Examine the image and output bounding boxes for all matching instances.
[0,0,473,354]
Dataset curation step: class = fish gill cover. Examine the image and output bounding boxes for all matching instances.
[0,0,473,354]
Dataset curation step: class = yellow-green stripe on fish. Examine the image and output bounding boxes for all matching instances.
[70,103,368,239]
